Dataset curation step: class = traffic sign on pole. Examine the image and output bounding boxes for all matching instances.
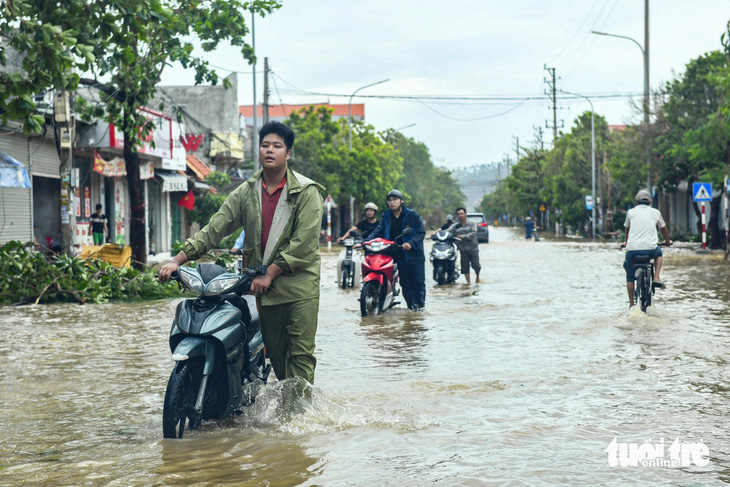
[693,183,712,202]
[585,195,593,211]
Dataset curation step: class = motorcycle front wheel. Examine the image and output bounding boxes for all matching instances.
[341,266,350,289]
[360,281,382,316]
[436,266,445,285]
[163,358,204,439]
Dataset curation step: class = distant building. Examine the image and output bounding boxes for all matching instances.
[239,103,365,160]
[154,73,245,174]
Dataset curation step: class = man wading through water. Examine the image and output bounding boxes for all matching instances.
[159,121,325,385]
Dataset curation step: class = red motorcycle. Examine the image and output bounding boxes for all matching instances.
[359,228,412,316]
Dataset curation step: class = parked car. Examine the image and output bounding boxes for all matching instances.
[467,212,489,243]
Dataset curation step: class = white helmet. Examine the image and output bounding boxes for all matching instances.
[364,202,378,211]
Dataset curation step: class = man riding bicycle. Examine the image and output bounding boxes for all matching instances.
[623,189,672,308]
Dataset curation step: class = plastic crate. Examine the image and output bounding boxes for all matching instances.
[81,243,132,268]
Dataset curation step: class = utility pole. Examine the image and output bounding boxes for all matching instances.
[544,65,563,142]
[251,8,258,171]
[644,0,651,191]
[263,57,270,126]
[533,125,544,150]
[55,90,75,255]
[513,136,520,163]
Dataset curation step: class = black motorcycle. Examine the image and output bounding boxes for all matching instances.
[430,229,459,285]
[163,263,271,438]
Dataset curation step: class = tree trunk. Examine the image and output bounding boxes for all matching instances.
[124,131,147,269]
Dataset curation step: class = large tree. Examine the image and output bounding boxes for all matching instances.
[388,131,465,222]
[1,0,281,265]
[286,106,403,208]
[653,50,730,246]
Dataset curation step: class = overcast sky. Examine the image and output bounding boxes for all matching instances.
[161,0,730,171]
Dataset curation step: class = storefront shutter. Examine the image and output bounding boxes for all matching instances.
[0,133,29,167]
[29,136,61,179]
[0,188,32,244]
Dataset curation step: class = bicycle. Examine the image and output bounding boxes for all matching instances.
[622,242,668,312]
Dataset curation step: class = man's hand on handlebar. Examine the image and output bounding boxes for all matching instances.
[250,274,273,294]
[402,242,412,251]
[158,261,179,282]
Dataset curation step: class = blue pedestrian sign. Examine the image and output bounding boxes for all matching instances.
[692,183,712,202]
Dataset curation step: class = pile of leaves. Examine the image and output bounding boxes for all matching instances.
[0,241,183,305]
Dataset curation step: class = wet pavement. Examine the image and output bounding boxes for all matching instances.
[2,226,730,486]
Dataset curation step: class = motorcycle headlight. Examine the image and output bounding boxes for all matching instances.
[343,238,354,246]
[367,241,390,252]
[179,268,203,295]
[434,250,449,259]
[205,276,241,296]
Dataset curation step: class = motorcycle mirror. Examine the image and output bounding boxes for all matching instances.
[351,231,361,238]
[403,228,414,236]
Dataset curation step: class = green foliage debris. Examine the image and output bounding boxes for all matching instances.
[0,241,182,305]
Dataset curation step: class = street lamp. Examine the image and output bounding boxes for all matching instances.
[347,79,389,226]
[561,90,596,239]
[592,23,650,190]
[348,79,389,151]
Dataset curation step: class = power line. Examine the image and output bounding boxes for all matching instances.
[270,74,641,102]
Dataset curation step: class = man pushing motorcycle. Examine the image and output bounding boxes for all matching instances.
[159,121,325,385]
[366,190,427,311]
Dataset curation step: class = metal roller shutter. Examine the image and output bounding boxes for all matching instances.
[29,136,61,179]
[0,187,32,244]
[0,133,29,167]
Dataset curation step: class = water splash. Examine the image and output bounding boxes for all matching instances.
[236,378,436,435]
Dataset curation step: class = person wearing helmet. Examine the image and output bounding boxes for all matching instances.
[440,214,455,231]
[524,216,535,240]
[337,202,380,242]
[367,189,427,311]
[446,207,481,284]
[623,189,672,308]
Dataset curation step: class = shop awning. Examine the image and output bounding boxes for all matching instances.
[156,171,188,192]
[192,180,211,193]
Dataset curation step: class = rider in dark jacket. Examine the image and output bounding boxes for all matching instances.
[367,190,426,311]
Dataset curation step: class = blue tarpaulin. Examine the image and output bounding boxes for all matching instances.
[0,150,31,188]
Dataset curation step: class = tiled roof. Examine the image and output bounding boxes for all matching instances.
[185,154,212,180]
[239,103,365,119]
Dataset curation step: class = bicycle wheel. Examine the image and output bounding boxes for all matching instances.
[634,268,648,312]
[643,271,653,310]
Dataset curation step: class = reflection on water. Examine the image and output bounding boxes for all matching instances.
[2,228,730,485]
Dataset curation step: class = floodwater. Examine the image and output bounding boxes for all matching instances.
[2,227,730,486]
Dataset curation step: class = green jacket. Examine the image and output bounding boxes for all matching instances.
[182,167,325,306]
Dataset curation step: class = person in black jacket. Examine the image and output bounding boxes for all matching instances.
[367,190,426,311]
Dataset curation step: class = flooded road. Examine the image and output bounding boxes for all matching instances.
[2,226,730,486]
